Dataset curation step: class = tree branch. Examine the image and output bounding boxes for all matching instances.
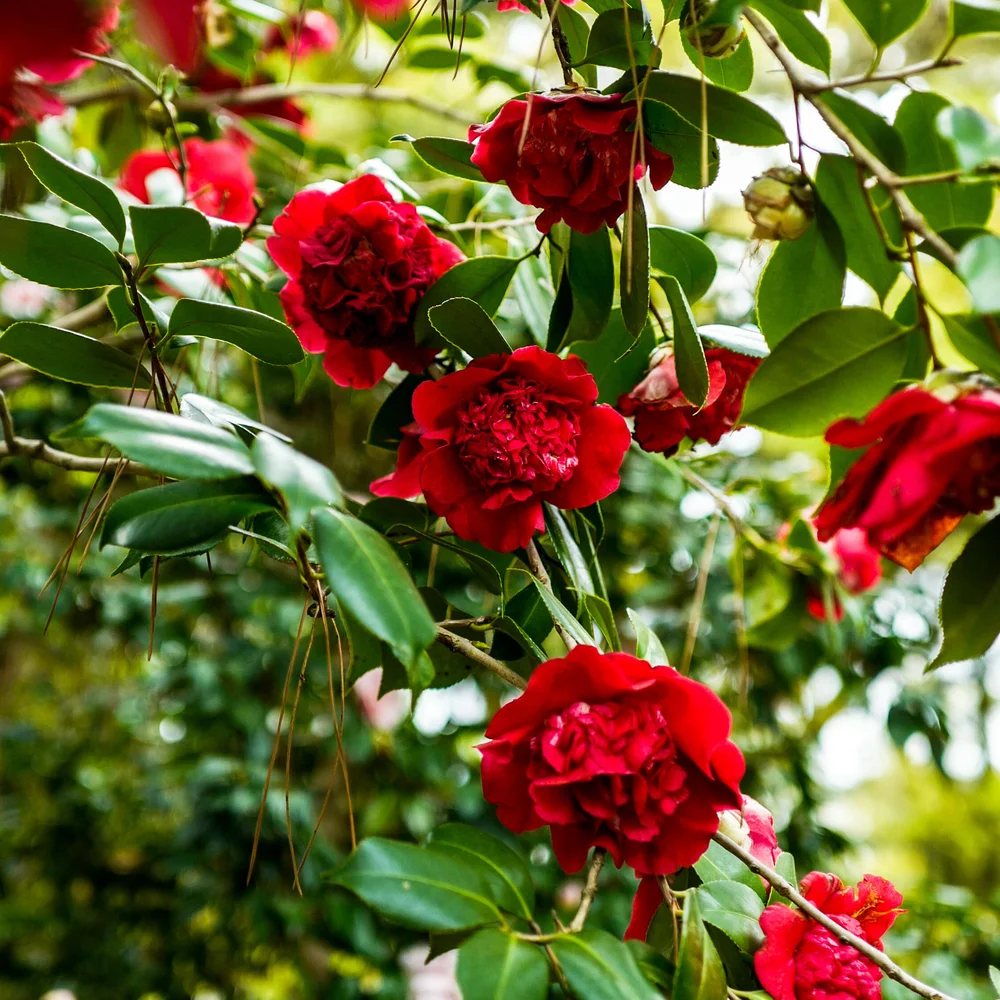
[544,0,577,87]
[435,627,527,690]
[713,832,959,1000]
[809,56,962,93]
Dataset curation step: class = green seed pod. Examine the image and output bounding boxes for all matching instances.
[682,0,747,59]
[742,166,815,242]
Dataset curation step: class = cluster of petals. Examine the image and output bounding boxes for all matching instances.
[267,174,465,390]
[755,872,904,1000]
[813,384,1000,570]
[618,347,760,456]
[469,92,674,234]
[371,347,631,551]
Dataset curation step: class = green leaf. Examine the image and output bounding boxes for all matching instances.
[756,207,846,346]
[312,508,436,672]
[929,516,1000,669]
[957,234,1000,314]
[621,188,651,338]
[491,583,552,661]
[251,433,343,538]
[844,0,929,46]
[550,929,663,1000]
[627,608,669,665]
[559,4,598,87]
[395,134,484,181]
[129,205,242,267]
[414,255,519,345]
[649,226,717,302]
[0,215,121,289]
[749,0,830,72]
[0,322,151,390]
[545,506,596,611]
[642,101,720,189]
[100,476,275,555]
[989,965,1000,996]
[894,92,994,232]
[392,525,505,596]
[697,881,765,952]
[641,73,787,147]
[694,839,767,901]
[674,891,727,1000]
[813,154,901,302]
[662,275,708,407]
[66,404,255,479]
[943,315,1000,379]
[560,225,615,347]
[681,33,754,93]
[106,284,170,332]
[571,309,655,405]
[167,299,304,366]
[579,8,655,70]
[457,931,549,1000]
[427,824,535,920]
[367,373,427,450]
[14,142,127,246]
[180,392,292,441]
[699,325,770,358]
[742,307,907,436]
[428,297,512,357]
[937,106,1000,172]
[821,92,905,172]
[953,0,1000,38]
[586,593,622,651]
[329,837,502,931]
[532,579,594,647]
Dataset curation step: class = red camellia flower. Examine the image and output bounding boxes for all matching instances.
[806,527,882,622]
[755,872,904,1000]
[371,347,631,551]
[468,92,674,234]
[267,175,464,389]
[618,347,760,457]
[498,0,574,12]
[355,0,409,20]
[480,645,744,878]
[132,0,203,74]
[119,137,259,225]
[813,385,1000,571]
[264,11,340,56]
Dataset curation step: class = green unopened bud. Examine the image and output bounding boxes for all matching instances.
[144,100,177,136]
[682,0,747,59]
[742,166,814,241]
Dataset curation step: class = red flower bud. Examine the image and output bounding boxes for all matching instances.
[263,11,340,57]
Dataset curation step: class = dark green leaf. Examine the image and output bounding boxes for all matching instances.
[674,891,727,1000]
[749,0,829,71]
[550,929,662,1000]
[586,593,621,650]
[545,505,596,610]
[367,373,427,450]
[66,404,255,479]
[15,141,127,245]
[844,0,929,46]
[957,234,1000,314]
[642,101,720,189]
[415,255,519,345]
[129,205,242,266]
[820,92,905,173]
[313,508,436,671]
[393,525,504,596]
[396,134,484,181]
[579,8,655,70]
[329,838,502,931]
[559,4,597,87]
[532,580,594,647]
[953,0,1000,37]
[492,583,552,661]
[0,215,121,289]
[641,73,787,146]
[699,324,770,358]
[408,47,471,69]
[105,284,170,332]
[930,516,1000,669]
[0,322,151,389]
[621,187,651,337]
[662,275,708,407]
[427,824,535,920]
[428,297,512,357]
[100,476,275,555]
[742,307,907,436]
[571,309,655,405]
[694,839,767,901]
[756,206,846,346]
[697,882,765,952]
[457,931,549,1000]
[944,315,1000,378]
[649,226,717,302]
[167,299,304,366]
[681,33,754,93]
[560,225,615,347]
[627,608,669,665]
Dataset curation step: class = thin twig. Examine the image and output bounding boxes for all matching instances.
[436,627,528,690]
[680,512,721,674]
[0,437,153,475]
[524,539,578,650]
[568,849,607,932]
[544,0,577,86]
[809,56,963,92]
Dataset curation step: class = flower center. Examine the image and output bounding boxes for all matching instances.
[454,375,581,495]
[794,917,882,1000]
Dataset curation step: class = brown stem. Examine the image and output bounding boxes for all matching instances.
[544,0,576,87]
[568,848,607,932]
[436,627,527,690]
[809,56,963,93]
[524,539,578,650]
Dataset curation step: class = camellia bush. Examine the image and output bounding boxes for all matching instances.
[2,0,1000,998]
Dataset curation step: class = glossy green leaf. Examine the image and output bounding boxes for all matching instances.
[621,188,651,337]
[392,525,504,596]
[749,0,830,72]
[681,33,754,93]
[674,891,727,1000]
[167,299,303,366]
[427,824,535,920]
[642,73,787,146]
[313,508,436,671]
[694,839,767,901]
[697,881,766,952]
[742,307,907,436]
[0,215,121,289]
[571,310,655,405]
[330,837,502,931]
[820,91,905,172]
[579,8,655,70]
[662,275,708,407]
[428,297,511,357]
[559,4,598,86]
[491,583,552,661]
[66,404,255,479]
[130,205,242,266]
[756,207,846,346]
[844,0,929,46]
[414,255,519,344]
[457,931,549,1000]
[700,325,770,358]
[649,226,717,302]
[550,929,662,1000]
[627,608,668,665]
[15,141,127,245]
[953,0,1000,37]
[545,506,596,612]
[180,392,292,441]
[957,234,1000,314]
[944,315,1000,379]
[100,476,275,555]
[560,225,615,347]
[395,134,483,181]
[532,580,594,647]
[930,516,1000,669]
[367,373,427,450]
[642,101,721,189]
[0,322,151,390]
[937,106,1000,171]
[989,965,1000,996]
